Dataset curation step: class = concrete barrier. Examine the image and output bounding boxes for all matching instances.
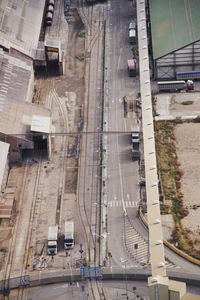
[27,267,200,289]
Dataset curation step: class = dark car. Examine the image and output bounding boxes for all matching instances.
[129,20,137,30]
[65,0,71,7]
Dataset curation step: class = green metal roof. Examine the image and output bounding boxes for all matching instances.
[149,0,200,60]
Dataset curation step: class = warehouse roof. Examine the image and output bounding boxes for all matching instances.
[0,49,50,135]
[149,0,200,60]
[0,0,45,58]
[31,115,51,133]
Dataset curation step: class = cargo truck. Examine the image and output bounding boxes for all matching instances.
[47,226,58,255]
[131,124,140,145]
[123,96,140,160]
[64,221,74,250]
[127,59,137,77]
[129,29,136,44]
[157,80,194,92]
[131,124,140,160]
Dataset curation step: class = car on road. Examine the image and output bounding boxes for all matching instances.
[129,20,137,31]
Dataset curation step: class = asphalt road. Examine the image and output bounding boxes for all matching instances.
[103,0,142,268]
[102,0,200,277]
[26,279,200,300]
[27,280,149,300]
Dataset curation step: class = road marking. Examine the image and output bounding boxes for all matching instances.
[108,201,138,208]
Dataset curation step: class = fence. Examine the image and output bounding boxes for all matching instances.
[80,267,102,279]
[0,275,30,293]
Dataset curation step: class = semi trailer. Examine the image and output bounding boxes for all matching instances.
[157,80,194,92]
[64,221,74,250]
[47,226,58,255]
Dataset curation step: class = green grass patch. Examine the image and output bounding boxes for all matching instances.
[76,56,84,62]
[78,32,85,38]
[73,162,79,188]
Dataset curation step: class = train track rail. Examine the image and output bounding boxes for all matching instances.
[50,86,69,226]
[1,158,44,299]
[76,2,106,299]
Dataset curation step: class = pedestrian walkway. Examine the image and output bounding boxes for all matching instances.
[107,200,138,208]
[124,215,148,265]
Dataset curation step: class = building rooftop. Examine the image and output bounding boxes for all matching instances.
[149,0,200,59]
[0,0,46,58]
[31,115,51,134]
[0,49,50,135]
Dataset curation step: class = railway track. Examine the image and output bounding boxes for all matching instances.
[1,158,44,300]
[50,86,69,226]
[0,70,69,299]
[76,2,106,299]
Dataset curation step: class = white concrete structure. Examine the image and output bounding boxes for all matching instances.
[137,0,187,299]
[0,141,9,194]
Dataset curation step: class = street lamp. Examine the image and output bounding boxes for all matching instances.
[121,258,128,299]
[79,243,83,259]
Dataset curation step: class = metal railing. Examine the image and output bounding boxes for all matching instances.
[0,275,30,293]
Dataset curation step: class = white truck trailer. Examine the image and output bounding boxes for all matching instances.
[129,29,136,44]
[131,124,140,160]
[47,225,58,255]
[131,124,140,144]
[64,221,74,250]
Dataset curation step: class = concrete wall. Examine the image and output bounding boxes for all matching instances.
[25,64,34,103]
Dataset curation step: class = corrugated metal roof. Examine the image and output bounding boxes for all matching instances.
[0,49,50,135]
[150,0,200,59]
[31,115,51,133]
[0,0,46,58]
[0,141,9,190]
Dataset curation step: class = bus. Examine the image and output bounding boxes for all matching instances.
[127,59,137,77]
[157,80,186,92]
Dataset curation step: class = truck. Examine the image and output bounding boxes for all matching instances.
[123,96,140,160]
[131,124,140,161]
[47,226,58,255]
[64,221,74,250]
[157,80,194,92]
[127,59,137,77]
[64,0,70,12]
[131,124,140,145]
[129,29,136,44]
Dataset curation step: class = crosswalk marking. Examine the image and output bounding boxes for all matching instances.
[108,201,138,208]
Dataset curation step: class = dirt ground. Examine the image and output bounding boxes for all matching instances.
[156,91,200,118]
[32,8,87,268]
[156,92,200,249]
[175,123,200,247]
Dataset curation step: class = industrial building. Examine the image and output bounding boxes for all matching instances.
[0,0,68,194]
[149,0,200,79]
